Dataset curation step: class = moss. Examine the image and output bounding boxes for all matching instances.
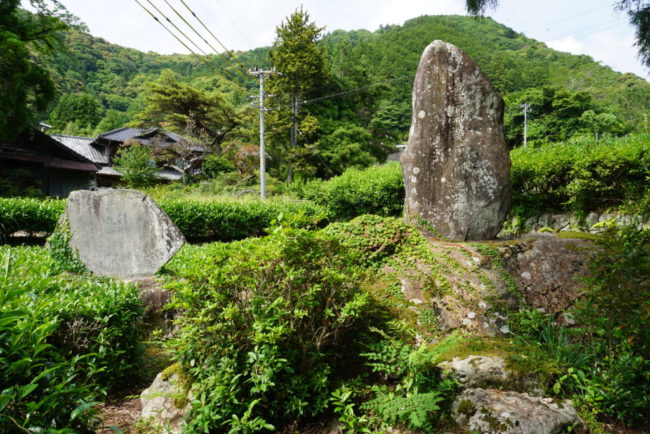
[161,362,193,409]
[456,399,475,417]
[556,231,601,241]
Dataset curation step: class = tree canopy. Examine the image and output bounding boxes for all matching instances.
[0,0,72,140]
[135,69,242,153]
[465,0,650,68]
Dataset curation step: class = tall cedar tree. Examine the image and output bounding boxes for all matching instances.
[136,69,240,154]
[268,8,326,182]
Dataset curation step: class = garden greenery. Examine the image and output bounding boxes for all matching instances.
[0,246,143,431]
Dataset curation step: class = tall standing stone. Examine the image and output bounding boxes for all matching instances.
[65,189,185,278]
[402,40,511,241]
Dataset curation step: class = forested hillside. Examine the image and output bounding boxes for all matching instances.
[43,14,650,175]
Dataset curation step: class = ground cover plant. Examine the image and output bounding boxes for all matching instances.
[0,245,143,431]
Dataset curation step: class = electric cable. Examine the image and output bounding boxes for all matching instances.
[142,0,241,86]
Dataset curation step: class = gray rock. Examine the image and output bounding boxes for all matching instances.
[140,370,191,434]
[439,356,510,388]
[65,189,185,278]
[506,235,591,315]
[402,40,511,241]
[453,388,584,434]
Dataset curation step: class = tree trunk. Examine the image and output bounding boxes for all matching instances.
[287,95,298,183]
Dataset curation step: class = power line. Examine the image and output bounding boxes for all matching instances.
[161,0,254,84]
[142,0,241,86]
[133,0,243,91]
[178,0,253,81]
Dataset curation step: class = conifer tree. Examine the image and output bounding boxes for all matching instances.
[267,7,326,182]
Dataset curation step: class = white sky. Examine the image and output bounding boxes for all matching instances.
[30,0,650,79]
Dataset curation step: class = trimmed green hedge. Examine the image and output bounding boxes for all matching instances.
[0,245,143,430]
[0,197,65,236]
[510,134,650,215]
[300,162,404,220]
[159,198,328,241]
[0,197,327,242]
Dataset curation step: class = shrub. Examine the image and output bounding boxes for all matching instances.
[0,197,64,238]
[114,144,158,188]
[510,134,650,216]
[158,198,328,241]
[166,227,380,432]
[0,279,99,431]
[1,246,143,392]
[300,162,404,220]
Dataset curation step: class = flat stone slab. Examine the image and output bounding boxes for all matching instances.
[66,189,185,278]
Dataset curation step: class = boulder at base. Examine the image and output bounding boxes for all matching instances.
[402,40,511,241]
[65,189,185,278]
[453,388,584,434]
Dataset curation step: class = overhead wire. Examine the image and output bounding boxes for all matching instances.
[141,0,242,86]
[133,0,245,93]
[161,0,254,84]
[177,0,254,82]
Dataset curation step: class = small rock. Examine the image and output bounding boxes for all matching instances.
[141,369,191,434]
[453,388,584,434]
[439,356,510,388]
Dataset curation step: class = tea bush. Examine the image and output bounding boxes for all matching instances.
[0,245,143,430]
[299,162,404,220]
[510,134,650,216]
[158,198,328,241]
[0,197,64,238]
[0,197,327,242]
[166,227,381,431]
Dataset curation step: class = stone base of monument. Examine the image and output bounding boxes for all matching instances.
[62,189,185,279]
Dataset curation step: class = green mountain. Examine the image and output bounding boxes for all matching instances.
[45,14,650,145]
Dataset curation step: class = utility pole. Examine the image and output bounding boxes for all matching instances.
[249,68,276,199]
[520,103,530,148]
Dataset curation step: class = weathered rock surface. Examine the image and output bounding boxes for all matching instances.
[439,356,510,388]
[453,388,584,434]
[500,235,592,315]
[402,40,511,241]
[140,371,190,434]
[65,189,185,278]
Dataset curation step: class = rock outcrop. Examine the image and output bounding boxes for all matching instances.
[453,388,584,434]
[402,40,511,241]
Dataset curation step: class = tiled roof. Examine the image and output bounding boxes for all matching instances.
[50,134,109,164]
[96,166,122,176]
[99,127,147,143]
[157,168,183,180]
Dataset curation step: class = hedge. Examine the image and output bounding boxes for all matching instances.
[300,162,404,220]
[510,134,650,215]
[0,196,327,242]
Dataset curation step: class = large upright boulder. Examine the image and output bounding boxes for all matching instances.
[65,189,185,278]
[402,40,511,241]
